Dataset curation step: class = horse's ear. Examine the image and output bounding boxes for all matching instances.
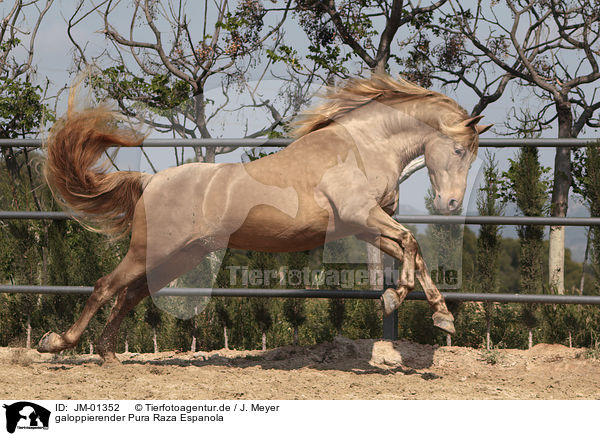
[462,115,492,134]
[462,115,484,127]
[476,123,493,134]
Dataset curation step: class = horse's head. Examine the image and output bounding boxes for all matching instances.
[424,115,492,214]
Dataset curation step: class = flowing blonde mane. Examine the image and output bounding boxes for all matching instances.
[293,74,476,151]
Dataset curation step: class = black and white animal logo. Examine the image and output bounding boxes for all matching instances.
[3,402,50,433]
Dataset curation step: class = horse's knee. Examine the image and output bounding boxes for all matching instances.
[401,233,418,254]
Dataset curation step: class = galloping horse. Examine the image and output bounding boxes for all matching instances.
[38,74,491,364]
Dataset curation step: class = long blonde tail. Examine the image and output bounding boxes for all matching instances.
[44,101,148,239]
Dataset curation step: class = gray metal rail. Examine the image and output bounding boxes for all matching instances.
[2,211,599,226]
[0,137,598,148]
[1,285,599,305]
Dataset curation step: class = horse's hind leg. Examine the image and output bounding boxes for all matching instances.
[96,280,149,364]
[37,252,146,354]
[95,246,213,363]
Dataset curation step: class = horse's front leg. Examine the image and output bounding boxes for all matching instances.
[357,232,412,313]
[364,207,420,289]
[414,251,455,334]
[361,208,455,334]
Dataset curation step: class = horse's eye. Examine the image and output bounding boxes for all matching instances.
[454,148,464,156]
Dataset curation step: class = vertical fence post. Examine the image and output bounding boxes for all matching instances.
[383,254,398,340]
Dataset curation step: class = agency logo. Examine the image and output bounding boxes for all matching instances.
[2,402,50,434]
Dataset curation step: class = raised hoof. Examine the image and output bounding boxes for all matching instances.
[432,313,456,335]
[381,288,401,317]
[37,332,66,353]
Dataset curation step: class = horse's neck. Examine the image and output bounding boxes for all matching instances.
[335,102,432,179]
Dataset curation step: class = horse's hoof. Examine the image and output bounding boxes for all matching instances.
[432,312,455,335]
[37,332,65,353]
[381,288,401,316]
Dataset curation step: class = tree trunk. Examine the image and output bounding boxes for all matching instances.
[568,331,572,348]
[194,90,213,163]
[262,331,267,351]
[486,314,492,350]
[579,229,591,294]
[191,306,198,352]
[152,327,158,353]
[549,104,573,295]
[26,314,31,349]
[89,341,94,355]
[293,325,299,346]
[223,325,229,350]
[528,329,533,350]
[41,246,48,286]
[204,147,216,163]
[125,339,129,354]
[373,0,403,74]
[549,227,565,294]
[446,334,451,347]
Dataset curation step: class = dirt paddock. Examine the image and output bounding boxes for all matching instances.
[1,338,599,400]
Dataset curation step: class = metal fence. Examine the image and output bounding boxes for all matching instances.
[2,285,600,305]
[0,137,598,148]
[1,137,599,340]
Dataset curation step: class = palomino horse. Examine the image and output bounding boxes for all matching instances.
[38,75,491,363]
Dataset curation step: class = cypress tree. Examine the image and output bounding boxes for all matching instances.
[328,299,346,337]
[214,298,232,350]
[282,250,309,346]
[573,142,600,293]
[502,146,549,348]
[424,188,463,346]
[144,298,163,353]
[476,151,504,349]
[248,250,276,350]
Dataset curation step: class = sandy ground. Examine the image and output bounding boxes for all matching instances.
[1,338,599,400]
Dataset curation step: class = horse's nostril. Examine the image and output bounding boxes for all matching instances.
[448,199,459,210]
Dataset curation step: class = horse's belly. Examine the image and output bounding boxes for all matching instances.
[227,204,336,252]
[229,231,326,252]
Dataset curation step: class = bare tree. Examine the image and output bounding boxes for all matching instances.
[0,0,55,347]
[1,0,54,169]
[68,0,314,164]
[0,0,55,248]
[428,0,600,294]
[288,0,447,81]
